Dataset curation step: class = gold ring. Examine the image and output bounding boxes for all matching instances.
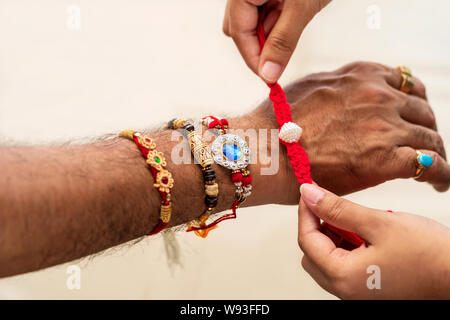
[397,66,412,77]
[414,150,433,179]
[396,66,415,93]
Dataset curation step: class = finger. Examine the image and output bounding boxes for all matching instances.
[300,184,387,243]
[259,0,330,83]
[399,122,446,159]
[384,67,428,100]
[301,255,336,295]
[298,196,345,274]
[228,0,267,74]
[222,0,231,36]
[394,147,450,192]
[399,95,437,131]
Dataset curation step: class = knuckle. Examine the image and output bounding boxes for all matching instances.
[429,110,437,126]
[412,126,431,146]
[344,61,382,74]
[267,32,296,55]
[334,281,356,300]
[366,116,393,133]
[228,27,237,39]
[297,234,305,251]
[328,263,360,300]
[372,147,392,168]
[417,129,444,156]
[415,79,428,98]
[398,150,417,177]
[328,267,349,293]
[344,61,367,70]
[222,24,230,37]
[434,135,445,158]
[300,256,309,270]
[363,84,396,104]
[336,74,359,85]
[311,86,340,102]
[325,198,346,224]
[421,107,437,128]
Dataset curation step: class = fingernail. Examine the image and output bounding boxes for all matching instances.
[260,61,282,83]
[300,184,325,205]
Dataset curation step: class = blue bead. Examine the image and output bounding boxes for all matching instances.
[418,153,433,167]
[222,143,242,161]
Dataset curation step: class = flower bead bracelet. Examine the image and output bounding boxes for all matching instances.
[120,130,174,235]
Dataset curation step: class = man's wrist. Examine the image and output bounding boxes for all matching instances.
[146,109,297,228]
[230,111,298,207]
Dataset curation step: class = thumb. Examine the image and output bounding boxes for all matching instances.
[258,0,330,83]
[299,184,385,243]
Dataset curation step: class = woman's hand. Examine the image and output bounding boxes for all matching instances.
[297,183,450,299]
[223,0,330,82]
[252,61,449,199]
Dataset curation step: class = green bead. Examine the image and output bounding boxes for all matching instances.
[155,157,161,163]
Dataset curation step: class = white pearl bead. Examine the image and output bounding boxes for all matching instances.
[279,122,302,143]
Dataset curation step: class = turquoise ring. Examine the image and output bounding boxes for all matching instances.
[414,150,433,179]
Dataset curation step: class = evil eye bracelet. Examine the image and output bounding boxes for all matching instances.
[120,130,174,235]
[201,116,252,224]
[167,119,220,238]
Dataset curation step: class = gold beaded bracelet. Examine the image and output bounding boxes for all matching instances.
[167,119,219,238]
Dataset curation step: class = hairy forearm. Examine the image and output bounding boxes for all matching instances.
[0,110,293,277]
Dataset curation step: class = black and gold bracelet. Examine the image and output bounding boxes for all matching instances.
[168,118,219,238]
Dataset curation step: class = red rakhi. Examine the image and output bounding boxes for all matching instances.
[256,6,364,249]
[120,130,174,236]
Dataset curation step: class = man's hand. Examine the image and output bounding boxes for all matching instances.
[223,0,330,82]
[298,183,450,299]
[1,61,448,277]
[252,61,449,200]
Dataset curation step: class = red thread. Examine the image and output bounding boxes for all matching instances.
[257,6,363,249]
[204,115,228,131]
[187,199,240,232]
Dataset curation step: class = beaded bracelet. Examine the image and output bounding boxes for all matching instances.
[200,116,252,227]
[167,119,219,238]
[120,130,174,235]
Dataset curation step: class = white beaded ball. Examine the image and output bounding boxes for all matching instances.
[279,122,303,143]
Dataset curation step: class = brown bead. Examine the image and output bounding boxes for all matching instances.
[205,196,218,208]
[203,168,216,181]
[183,123,195,132]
